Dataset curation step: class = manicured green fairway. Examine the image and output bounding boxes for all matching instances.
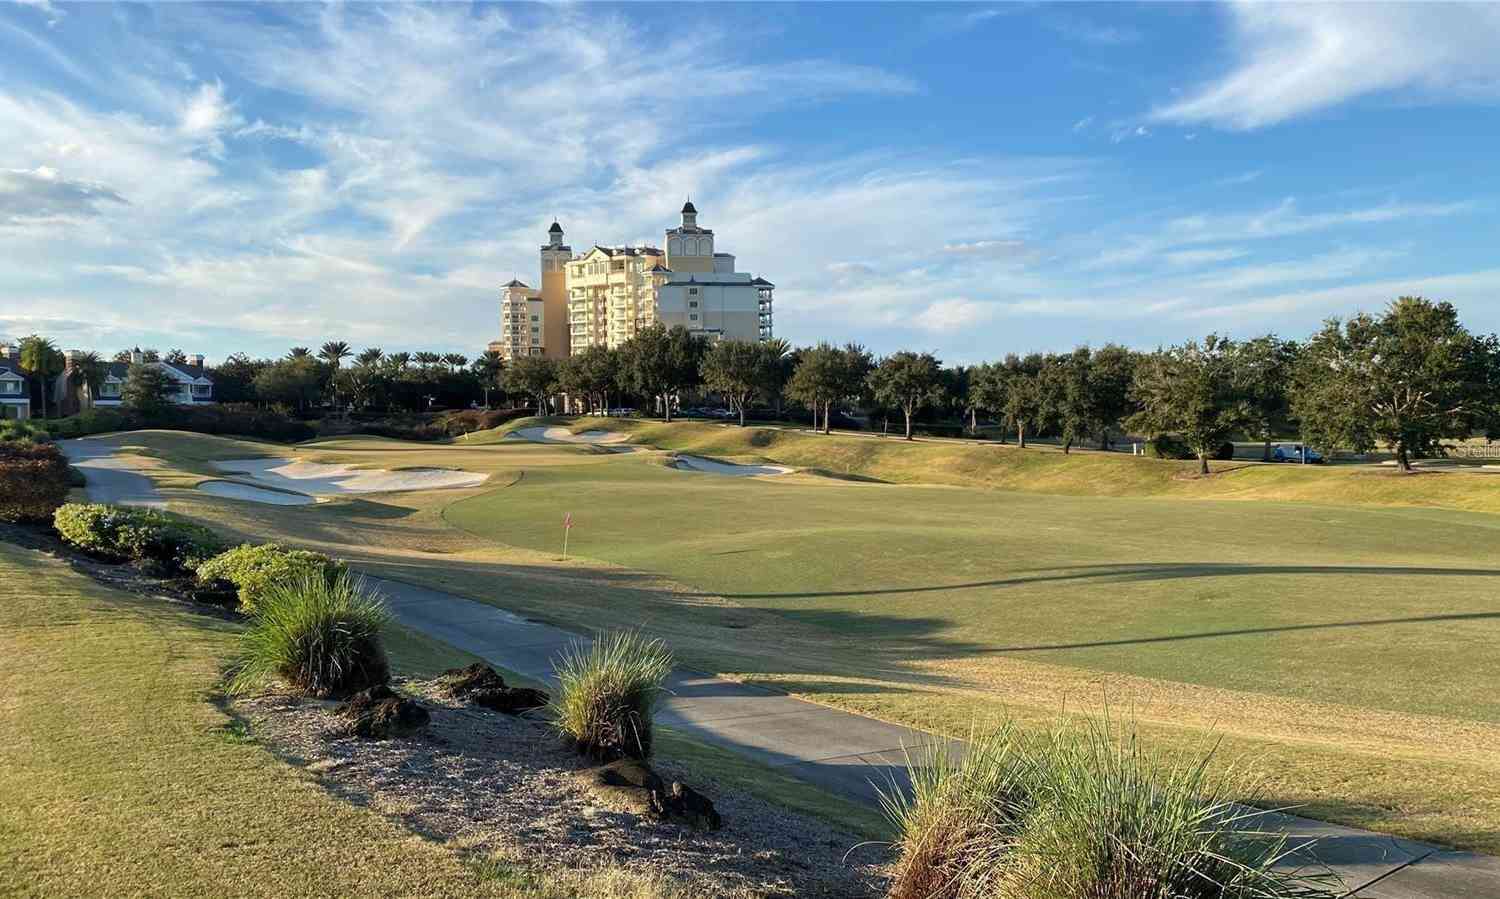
[92,426,1500,852]
[446,455,1500,725]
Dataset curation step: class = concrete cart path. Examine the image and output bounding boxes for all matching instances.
[59,438,167,508]
[371,574,1500,899]
[62,439,1500,898]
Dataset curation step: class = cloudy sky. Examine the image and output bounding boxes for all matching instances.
[3,2,1498,364]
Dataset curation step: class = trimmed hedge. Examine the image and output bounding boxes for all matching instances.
[41,404,314,443]
[53,503,225,574]
[0,442,71,523]
[195,543,347,613]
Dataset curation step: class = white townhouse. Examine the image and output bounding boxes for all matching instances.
[0,352,32,420]
[56,349,215,413]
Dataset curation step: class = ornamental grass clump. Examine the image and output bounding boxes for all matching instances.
[551,631,673,761]
[880,725,1037,899]
[229,571,390,699]
[881,715,1339,899]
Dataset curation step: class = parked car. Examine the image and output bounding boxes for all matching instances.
[607,407,637,417]
[1272,443,1324,463]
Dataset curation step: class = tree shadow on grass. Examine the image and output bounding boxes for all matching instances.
[693,561,1500,601]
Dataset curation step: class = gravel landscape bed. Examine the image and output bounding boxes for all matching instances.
[233,679,890,898]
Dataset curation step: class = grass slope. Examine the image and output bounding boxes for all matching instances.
[72,426,1500,853]
[534,416,1500,514]
[0,542,879,896]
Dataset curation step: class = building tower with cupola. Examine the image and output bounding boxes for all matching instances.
[490,204,773,359]
[538,221,572,358]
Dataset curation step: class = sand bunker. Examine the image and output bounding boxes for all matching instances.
[671,455,792,477]
[197,480,318,506]
[214,459,488,495]
[510,427,631,446]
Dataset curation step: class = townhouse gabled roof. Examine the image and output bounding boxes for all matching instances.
[504,279,532,289]
[593,245,663,258]
[0,358,26,379]
[749,276,775,287]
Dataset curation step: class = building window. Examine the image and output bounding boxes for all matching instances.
[0,379,19,395]
[192,384,211,398]
[688,288,698,295]
[689,313,698,321]
[100,382,122,397]
[688,300,698,308]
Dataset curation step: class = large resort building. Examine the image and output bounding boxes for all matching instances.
[488,202,774,360]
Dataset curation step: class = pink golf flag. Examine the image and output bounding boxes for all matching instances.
[563,512,573,530]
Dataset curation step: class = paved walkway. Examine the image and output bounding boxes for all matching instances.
[64,439,1500,898]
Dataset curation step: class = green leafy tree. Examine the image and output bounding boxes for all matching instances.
[18,335,64,419]
[868,351,947,440]
[253,356,324,412]
[122,363,174,416]
[621,324,705,421]
[1001,354,1044,447]
[831,343,874,435]
[1089,344,1137,449]
[210,353,270,404]
[505,354,558,412]
[968,362,1011,443]
[1128,335,1251,475]
[164,348,188,365]
[701,339,773,426]
[1039,349,1095,454]
[786,343,842,432]
[1291,297,1494,471]
[1238,335,1300,461]
[140,348,160,363]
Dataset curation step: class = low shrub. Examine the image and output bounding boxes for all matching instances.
[0,442,71,523]
[881,716,1339,899]
[195,543,347,613]
[552,630,673,761]
[37,408,127,440]
[1213,441,1237,461]
[1146,433,1196,460]
[0,419,52,444]
[52,503,225,574]
[229,571,391,698]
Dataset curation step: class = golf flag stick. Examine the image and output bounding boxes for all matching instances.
[562,512,573,560]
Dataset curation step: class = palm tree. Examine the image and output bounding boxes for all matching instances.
[67,351,105,410]
[414,351,441,369]
[319,341,352,369]
[442,352,468,371]
[356,347,384,367]
[472,351,504,408]
[18,335,64,419]
[388,351,412,370]
[287,347,312,360]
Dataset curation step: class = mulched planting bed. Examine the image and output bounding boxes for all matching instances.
[233,679,890,898]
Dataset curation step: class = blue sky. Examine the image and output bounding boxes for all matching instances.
[2,1,1498,364]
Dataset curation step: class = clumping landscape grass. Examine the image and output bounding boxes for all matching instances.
[881,725,1035,899]
[884,716,1340,899]
[552,631,673,760]
[230,571,391,698]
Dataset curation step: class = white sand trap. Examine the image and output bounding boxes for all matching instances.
[671,455,792,477]
[511,427,631,445]
[214,459,488,495]
[198,480,317,506]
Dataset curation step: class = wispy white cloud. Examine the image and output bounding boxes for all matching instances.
[1153,2,1500,129]
[1046,14,1142,46]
